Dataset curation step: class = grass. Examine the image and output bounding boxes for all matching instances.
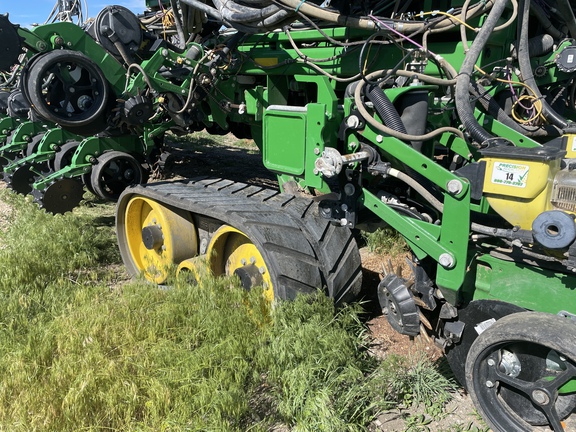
[362,227,408,257]
[0,189,460,431]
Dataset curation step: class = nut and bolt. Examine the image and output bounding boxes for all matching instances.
[376,135,383,143]
[487,359,496,367]
[314,147,321,155]
[447,179,463,195]
[346,115,360,129]
[532,390,550,405]
[439,253,455,269]
[485,380,495,388]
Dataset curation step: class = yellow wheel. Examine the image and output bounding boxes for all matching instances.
[121,196,198,283]
[176,257,211,287]
[206,225,274,303]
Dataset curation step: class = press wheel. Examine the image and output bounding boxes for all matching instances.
[53,141,80,171]
[119,196,198,284]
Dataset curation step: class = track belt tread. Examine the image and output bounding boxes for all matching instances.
[117,178,362,304]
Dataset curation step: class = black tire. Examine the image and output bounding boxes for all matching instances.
[466,312,576,432]
[53,141,80,171]
[446,300,525,388]
[26,50,110,130]
[91,151,144,201]
[24,133,45,157]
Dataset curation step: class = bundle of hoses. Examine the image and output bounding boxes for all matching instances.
[179,0,377,33]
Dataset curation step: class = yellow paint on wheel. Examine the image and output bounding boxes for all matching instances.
[124,196,198,284]
[207,225,274,303]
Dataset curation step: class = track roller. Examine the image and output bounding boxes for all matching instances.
[207,225,274,303]
[119,196,198,284]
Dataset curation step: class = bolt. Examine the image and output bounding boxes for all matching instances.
[161,49,169,57]
[346,115,360,129]
[314,147,321,155]
[250,257,256,264]
[313,169,319,175]
[376,135,383,143]
[532,390,550,405]
[447,179,463,195]
[485,380,494,388]
[487,359,496,366]
[340,218,348,227]
[259,266,266,274]
[439,253,455,269]
[344,183,356,196]
[341,203,348,211]
[240,258,247,265]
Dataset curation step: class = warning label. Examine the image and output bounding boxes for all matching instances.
[491,162,529,188]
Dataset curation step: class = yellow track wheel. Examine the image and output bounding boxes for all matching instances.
[122,196,198,283]
[176,257,211,287]
[206,225,273,303]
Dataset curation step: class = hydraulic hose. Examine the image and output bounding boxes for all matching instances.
[517,0,568,129]
[169,0,187,49]
[366,84,407,134]
[354,70,464,141]
[531,2,564,39]
[387,168,444,214]
[179,0,223,22]
[455,0,509,145]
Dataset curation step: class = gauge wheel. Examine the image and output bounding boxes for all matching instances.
[466,311,576,431]
[90,151,144,201]
[119,196,198,284]
[53,141,80,171]
[25,50,109,130]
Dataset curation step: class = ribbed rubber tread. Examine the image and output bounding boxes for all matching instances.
[117,178,362,305]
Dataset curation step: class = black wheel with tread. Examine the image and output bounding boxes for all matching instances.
[91,151,144,201]
[25,50,109,132]
[466,312,576,432]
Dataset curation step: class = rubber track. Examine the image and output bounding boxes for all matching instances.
[116,178,363,305]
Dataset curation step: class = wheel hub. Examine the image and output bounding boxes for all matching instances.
[233,263,264,291]
[141,225,164,250]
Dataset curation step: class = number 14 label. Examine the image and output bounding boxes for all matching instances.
[491,162,529,188]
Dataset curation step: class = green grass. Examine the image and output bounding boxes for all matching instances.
[0,190,459,431]
[362,227,408,257]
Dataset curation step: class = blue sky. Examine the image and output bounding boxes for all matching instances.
[3,0,146,28]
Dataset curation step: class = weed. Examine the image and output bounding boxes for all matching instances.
[370,353,457,416]
[363,227,407,257]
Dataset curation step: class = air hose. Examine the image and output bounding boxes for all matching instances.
[455,0,509,145]
[366,84,407,134]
